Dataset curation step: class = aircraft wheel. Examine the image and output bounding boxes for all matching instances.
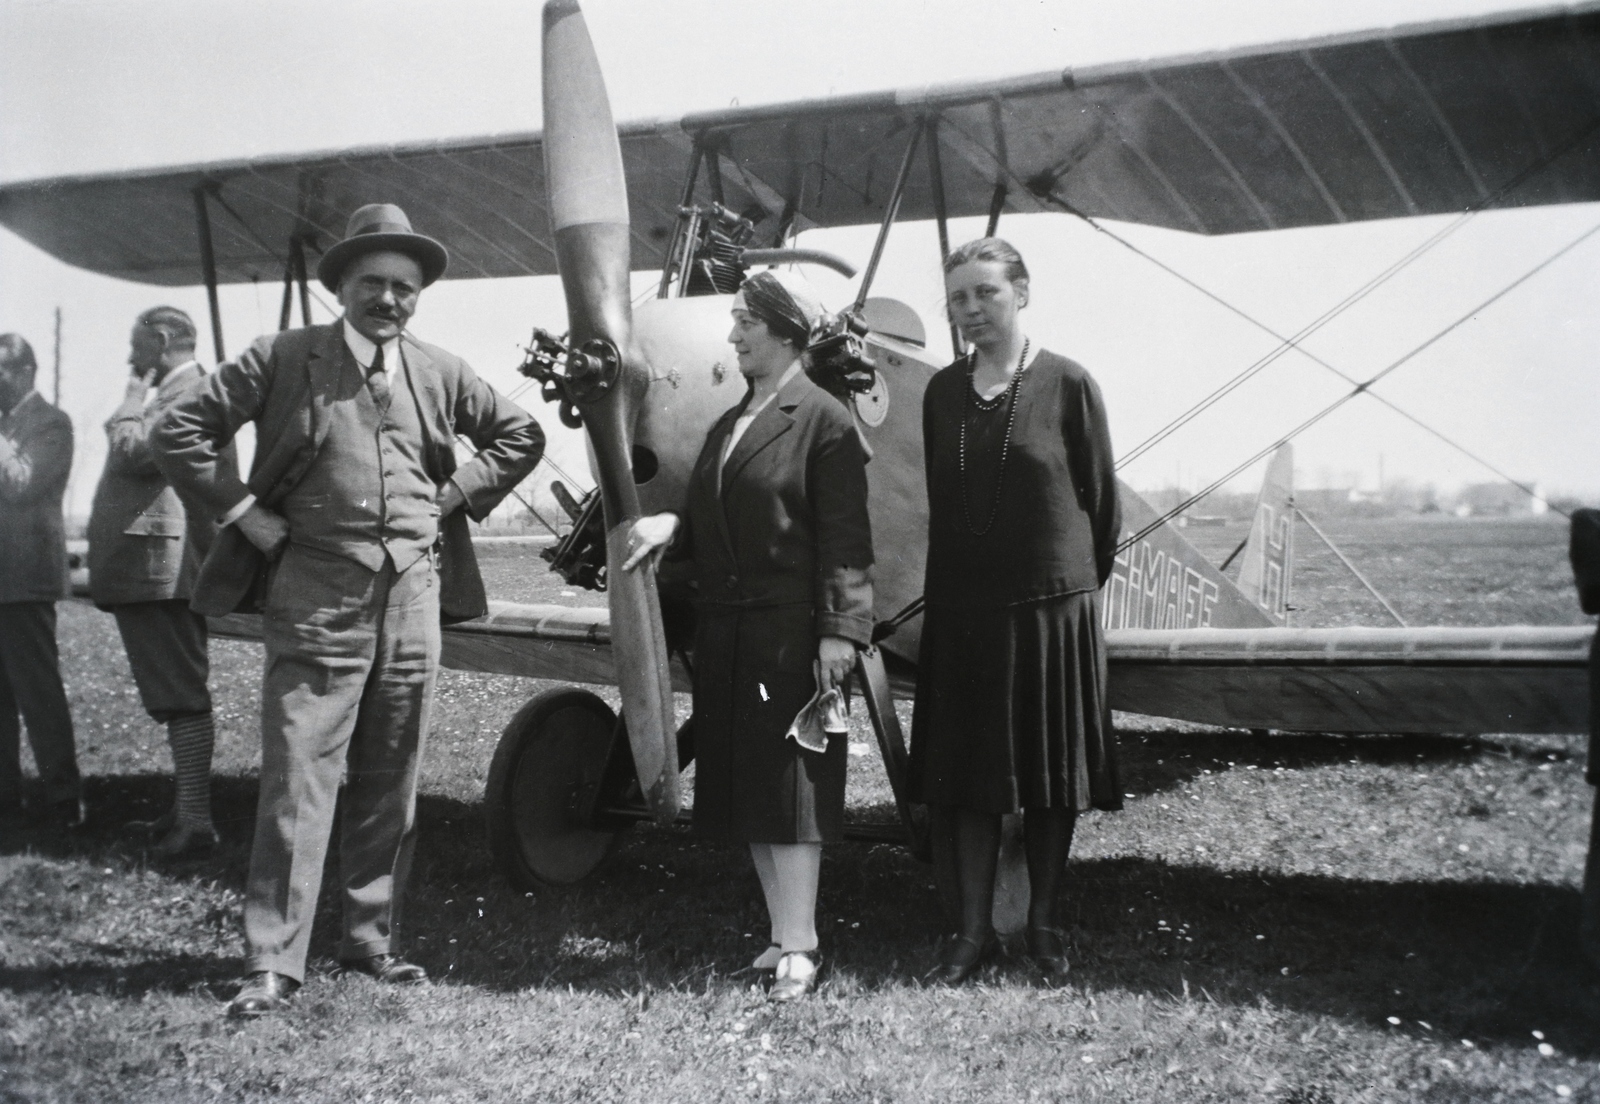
[485,687,623,892]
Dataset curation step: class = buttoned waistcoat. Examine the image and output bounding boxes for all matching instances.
[152,323,544,619]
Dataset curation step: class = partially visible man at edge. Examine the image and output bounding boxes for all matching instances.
[153,204,544,1017]
[89,306,234,857]
[0,333,82,832]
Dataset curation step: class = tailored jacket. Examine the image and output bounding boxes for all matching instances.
[0,391,73,604]
[88,365,233,608]
[679,370,874,657]
[152,323,544,618]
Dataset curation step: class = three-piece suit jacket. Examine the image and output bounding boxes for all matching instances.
[153,323,543,619]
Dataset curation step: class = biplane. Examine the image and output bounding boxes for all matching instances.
[4,0,1596,920]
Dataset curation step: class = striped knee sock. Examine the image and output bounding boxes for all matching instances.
[166,713,215,829]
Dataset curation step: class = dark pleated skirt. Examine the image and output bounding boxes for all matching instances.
[689,604,848,843]
[908,590,1121,814]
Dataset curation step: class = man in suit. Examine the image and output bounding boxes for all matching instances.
[89,306,231,857]
[0,333,82,831]
[155,204,544,1016]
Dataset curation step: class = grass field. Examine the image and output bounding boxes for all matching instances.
[3,515,1598,1102]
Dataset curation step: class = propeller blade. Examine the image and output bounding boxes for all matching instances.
[542,0,679,821]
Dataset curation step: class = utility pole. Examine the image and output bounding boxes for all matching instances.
[52,307,61,405]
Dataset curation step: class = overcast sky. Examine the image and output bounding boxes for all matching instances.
[3,0,1596,518]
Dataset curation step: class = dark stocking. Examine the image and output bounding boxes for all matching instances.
[1023,806,1077,932]
[950,806,1001,942]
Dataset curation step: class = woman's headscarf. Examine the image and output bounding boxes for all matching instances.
[733,269,825,348]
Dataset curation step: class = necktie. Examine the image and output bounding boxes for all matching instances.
[366,343,392,408]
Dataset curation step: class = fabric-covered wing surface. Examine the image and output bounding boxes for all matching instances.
[206,603,1592,734]
[3,3,1597,286]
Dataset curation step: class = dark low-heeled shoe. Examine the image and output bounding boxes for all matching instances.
[227,971,299,1018]
[1026,925,1071,980]
[339,953,428,984]
[927,933,993,986]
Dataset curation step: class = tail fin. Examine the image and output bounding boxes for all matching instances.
[1236,444,1295,623]
[1104,480,1275,630]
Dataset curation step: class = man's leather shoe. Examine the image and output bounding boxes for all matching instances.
[339,953,427,984]
[1026,925,1071,980]
[48,797,86,830]
[927,933,994,986]
[151,822,218,859]
[227,971,298,1018]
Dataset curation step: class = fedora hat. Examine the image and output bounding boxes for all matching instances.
[316,203,449,292]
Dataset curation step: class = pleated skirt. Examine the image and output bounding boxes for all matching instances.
[908,590,1122,814]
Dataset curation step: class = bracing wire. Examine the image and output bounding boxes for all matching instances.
[1113,218,1600,554]
[207,194,342,320]
[1099,116,1600,470]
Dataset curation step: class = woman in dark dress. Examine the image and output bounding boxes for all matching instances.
[909,238,1122,983]
[625,270,874,1001]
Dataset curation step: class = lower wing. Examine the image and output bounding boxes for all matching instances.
[211,602,1592,735]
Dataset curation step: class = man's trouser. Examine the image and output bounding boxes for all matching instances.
[0,601,80,810]
[242,544,439,983]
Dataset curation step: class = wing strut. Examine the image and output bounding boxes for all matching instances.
[276,236,313,331]
[191,186,225,363]
[984,182,1006,239]
[925,116,963,357]
[277,254,294,331]
[852,122,923,311]
[656,143,704,299]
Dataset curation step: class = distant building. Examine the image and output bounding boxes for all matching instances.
[1454,481,1546,517]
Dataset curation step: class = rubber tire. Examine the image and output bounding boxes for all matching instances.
[485,687,623,891]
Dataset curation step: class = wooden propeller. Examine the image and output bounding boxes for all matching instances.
[542,0,679,821]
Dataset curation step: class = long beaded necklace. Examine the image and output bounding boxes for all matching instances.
[958,338,1030,537]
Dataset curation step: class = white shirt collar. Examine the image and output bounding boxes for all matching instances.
[342,318,401,375]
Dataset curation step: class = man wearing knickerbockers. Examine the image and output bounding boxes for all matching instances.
[89,306,234,857]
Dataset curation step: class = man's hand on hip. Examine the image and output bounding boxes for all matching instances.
[235,504,290,558]
[436,481,466,517]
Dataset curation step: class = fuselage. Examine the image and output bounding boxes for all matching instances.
[616,293,1285,668]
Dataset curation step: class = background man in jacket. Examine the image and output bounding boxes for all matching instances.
[155,204,543,1016]
[0,333,81,831]
[89,306,232,857]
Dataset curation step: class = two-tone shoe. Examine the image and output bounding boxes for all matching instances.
[768,951,818,1002]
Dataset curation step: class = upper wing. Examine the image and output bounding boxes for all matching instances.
[4,3,1596,287]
